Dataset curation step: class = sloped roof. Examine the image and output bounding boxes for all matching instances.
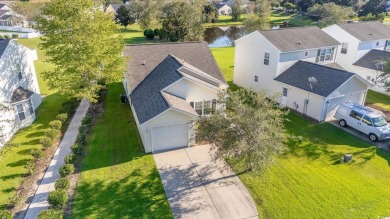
[0,39,10,58]
[274,61,355,97]
[214,3,229,10]
[353,49,390,71]
[0,14,12,20]
[124,42,225,90]
[161,91,198,116]
[11,87,34,103]
[0,10,8,17]
[337,22,390,41]
[0,4,6,9]
[258,26,340,52]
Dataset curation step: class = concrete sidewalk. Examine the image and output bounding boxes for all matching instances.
[23,99,90,219]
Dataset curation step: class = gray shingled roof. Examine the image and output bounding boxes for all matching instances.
[353,49,390,71]
[0,14,12,20]
[0,39,10,58]
[337,22,390,41]
[161,91,198,116]
[0,4,6,9]
[130,55,183,124]
[274,61,355,97]
[258,26,340,52]
[0,10,8,17]
[11,87,34,103]
[214,3,229,10]
[124,42,226,90]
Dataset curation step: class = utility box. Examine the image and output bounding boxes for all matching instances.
[120,94,128,104]
[343,154,353,163]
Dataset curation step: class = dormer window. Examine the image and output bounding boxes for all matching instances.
[316,48,334,63]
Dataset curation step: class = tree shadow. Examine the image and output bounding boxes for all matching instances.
[6,158,31,167]
[0,173,25,181]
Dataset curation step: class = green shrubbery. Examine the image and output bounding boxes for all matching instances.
[64,154,76,164]
[59,164,74,177]
[25,160,35,175]
[40,137,53,148]
[55,178,70,190]
[0,210,12,219]
[58,98,79,115]
[45,128,59,139]
[144,28,155,39]
[49,120,62,130]
[56,113,68,123]
[48,190,67,208]
[30,148,43,159]
[37,209,62,219]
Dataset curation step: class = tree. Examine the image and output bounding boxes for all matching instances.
[195,89,289,173]
[284,2,296,11]
[11,1,45,24]
[115,5,135,29]
[244,0,271,31]
[358,0,387,16]
[297,0,315,12]
[38,0,124,102]
[203,4,219,23]
[231,0,243,22]
[161,1,203,42]
[377,60,390,92]
[132,0,162,29]
[359,12,386,21]
[307,3,355,27]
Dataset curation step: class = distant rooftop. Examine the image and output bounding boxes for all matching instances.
[354,49,390,71]
[337,21,390,41]
[0,39,10,58]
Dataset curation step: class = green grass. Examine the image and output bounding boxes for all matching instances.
[203,15,247,28]
[212,47,390,218]
[72,83,172,218]
[211,47,238,90]
[119,24,167,45]
[365,89,390,111]
[270,10,316,26]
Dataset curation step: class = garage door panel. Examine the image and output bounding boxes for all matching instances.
[152,123,188,152]
[326,93,362,120]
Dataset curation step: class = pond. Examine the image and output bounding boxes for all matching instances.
[204,25,282,47]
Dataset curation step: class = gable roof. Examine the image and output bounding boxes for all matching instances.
[0,10,8,17]
[353,49,390,71]
[274,61,355,97]
[11,86,34,103]
[336,22,390,41]
[161,91,198,116]
[0,4,6,9]
[258,26,340,52]
[124,42,225,90]
[214,3,229,10]
[0,14,12,20]
[0,39,10,58]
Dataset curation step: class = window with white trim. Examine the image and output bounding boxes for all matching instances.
[16,104,25,121]
[254,75,258,82]
[28,99,34,115]
[341,42,348,54]
[194,102,203,115]
[316,48,334,63]
[190,99,216,116]
[264,52,270,65]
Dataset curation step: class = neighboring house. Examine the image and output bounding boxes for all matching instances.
[0,3,26,27]
[123,42,228,153]
[105,2,131,16]
[0,39,42,147]
[234,26,370,122]
[214,3,232,15]
[322,21,390,93]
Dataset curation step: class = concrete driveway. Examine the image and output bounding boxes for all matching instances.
[153,145,258,219]
[329,120,390,152]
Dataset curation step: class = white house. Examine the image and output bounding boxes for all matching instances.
[234,26,370,122]
[214,3,232,15]
[123,42,228,153]
[0,3,27,27]
[322,21,390,93]
[0,39,42,147]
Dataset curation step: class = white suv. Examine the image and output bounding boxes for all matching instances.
[334,102,390,142]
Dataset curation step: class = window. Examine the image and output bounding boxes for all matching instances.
[28,99,34,115]
[190,99,216,116]
[16,104,25,121]
[376,42,379,46]
[254,75,258,82]
[349,110,362,121]
[304,51,309,57]
[316,48,334,63]
[264,52,270,65]
[194,101,203,115]
[203,100,213,115]
[282,87,288,97]
[362,116,372,126]
[16,64,22,80]
[341,42,348,54]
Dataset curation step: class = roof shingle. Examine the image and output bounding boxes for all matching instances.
[353,49,390,71]
[161,91,198,116]
[337,22,390,41]
[0,39,10,58]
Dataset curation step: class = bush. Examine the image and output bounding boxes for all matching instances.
[55,178,70,190]
[25,160,35,175]
[45,128,59,140]
[70,144,82,155]
[49,120,62,130]
[59,164,74,177]
[37,209,62,219]
[0,210,12,219]
[82,116,92,126]
[58,98,79,114]
[30,148,43,159]
[11,34,18,39]
[64,154,76,164]
[56,113,68,123]
[143,28,155,39]
[76,132,87,145]
[78,125,89,135]
[0,35,4,39]
[40,137,53,148]
[48,190,67,209]
[4,34,10,39]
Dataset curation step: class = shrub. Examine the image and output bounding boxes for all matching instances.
[143,28,155,39]
[78,125,89,135]
[45,128,59,140]
[37,209,62,219]
[82,116,92,126]
[40,137,53,148]
[4,34,10,39]
[56,113,68,123]
[49,120,62,130]
[55,178,70,190]
[48,190,67,209]
[76,132,87,145]
[11,34,18,39]
[64,154,76,164]
[0,210,12,219]
[70,144,82,155]
[58,98,79,114]
[30,148,43,159]
[59,164,74,177]
[0,35,4,39]
[25,160,35,175]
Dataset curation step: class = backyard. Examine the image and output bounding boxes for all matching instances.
[211,46,390,218]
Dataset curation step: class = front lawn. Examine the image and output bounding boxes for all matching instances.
[72,83,172,218]
[211,46,390,218]
[365,89,390,111]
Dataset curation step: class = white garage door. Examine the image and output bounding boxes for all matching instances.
[152,123,188,152]
[326,92,362,120]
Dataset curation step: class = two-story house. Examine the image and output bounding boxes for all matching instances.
[234,26,370,122]
[0,39,42,147]
[124,42,228,153]
[322,21,390,93]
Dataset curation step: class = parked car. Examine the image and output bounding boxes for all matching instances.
[335,102,390,142]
